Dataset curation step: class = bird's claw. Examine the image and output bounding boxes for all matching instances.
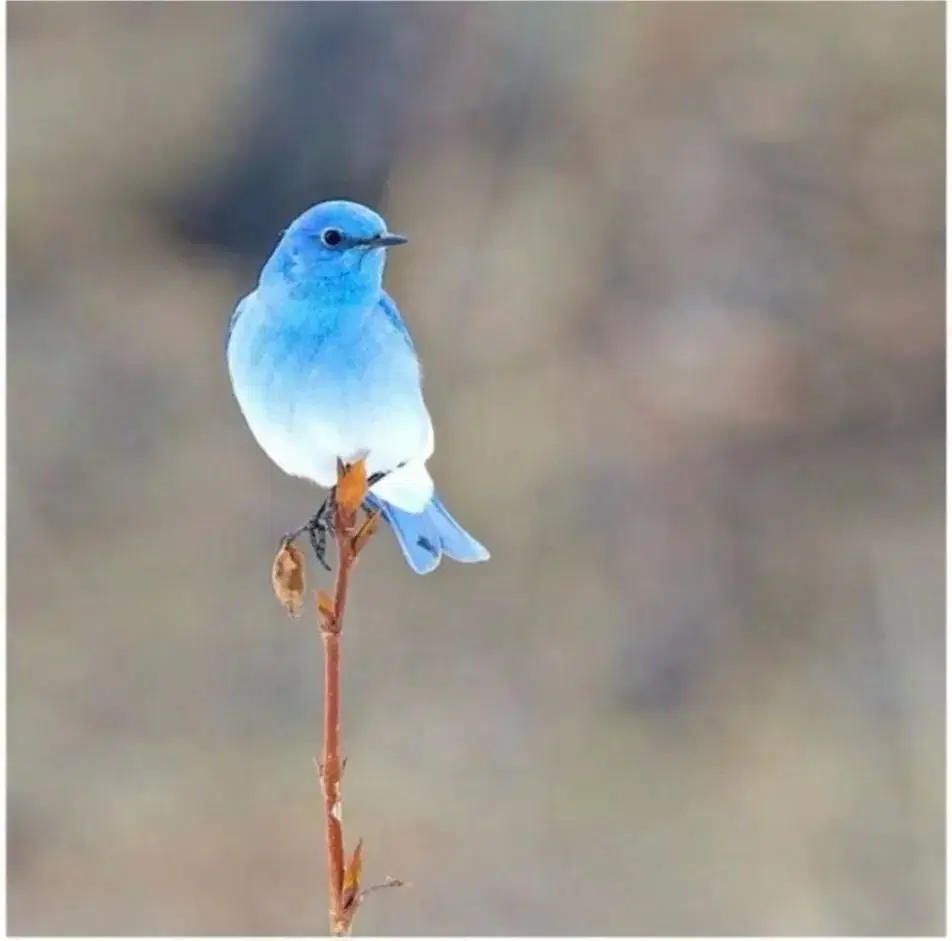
[283,467,391,569]
[283,489,335,570]
[307,517,333,572]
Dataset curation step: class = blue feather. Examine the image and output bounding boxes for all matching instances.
[365,492,490,575]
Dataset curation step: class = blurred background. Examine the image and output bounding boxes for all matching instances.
[7,3,945,935]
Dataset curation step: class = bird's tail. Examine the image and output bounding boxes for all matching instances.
[364,492,490,575]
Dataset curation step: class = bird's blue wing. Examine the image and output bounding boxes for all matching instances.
[379,290,417,356]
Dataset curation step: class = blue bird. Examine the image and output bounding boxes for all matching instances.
[226,199,490,574]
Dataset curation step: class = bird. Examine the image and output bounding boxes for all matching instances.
[226,199,490,575]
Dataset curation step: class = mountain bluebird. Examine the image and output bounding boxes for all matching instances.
[226,199,490,574]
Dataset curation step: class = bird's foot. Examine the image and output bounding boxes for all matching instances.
[282,468,391,570]
[306,516,332,572]
[284,493,335,572]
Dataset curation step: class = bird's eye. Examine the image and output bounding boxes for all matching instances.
[320,228,343,248]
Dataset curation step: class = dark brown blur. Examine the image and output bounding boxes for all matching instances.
[8,4,944,935]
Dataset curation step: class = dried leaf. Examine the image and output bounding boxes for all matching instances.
[316,589,335,621]
[271,542,305,616]
[337,459,368,515]
[351,510,380,557]
[342,838,364,909]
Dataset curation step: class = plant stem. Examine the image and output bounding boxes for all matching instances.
[319,488,357,935]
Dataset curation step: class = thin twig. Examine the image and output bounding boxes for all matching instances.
[353,878,408,909]
[318,478,356,935]
[318,461,398,935]
[274,459,404,935]
[320,630,346,931]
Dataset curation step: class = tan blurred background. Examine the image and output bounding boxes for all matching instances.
[7,3,944,935]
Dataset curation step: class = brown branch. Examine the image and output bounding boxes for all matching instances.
[321,461,396,935]
[320,628,346,931]
[317,466,357,935]
[273,459,402,935]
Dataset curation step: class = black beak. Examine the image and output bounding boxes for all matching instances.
[363,232,408,248]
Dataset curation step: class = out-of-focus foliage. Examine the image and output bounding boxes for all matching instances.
[8,4,943,935]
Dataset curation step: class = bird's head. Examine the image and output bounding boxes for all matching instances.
[260,200,408,299]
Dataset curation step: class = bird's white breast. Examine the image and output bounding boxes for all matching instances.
[227,291,435,510]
